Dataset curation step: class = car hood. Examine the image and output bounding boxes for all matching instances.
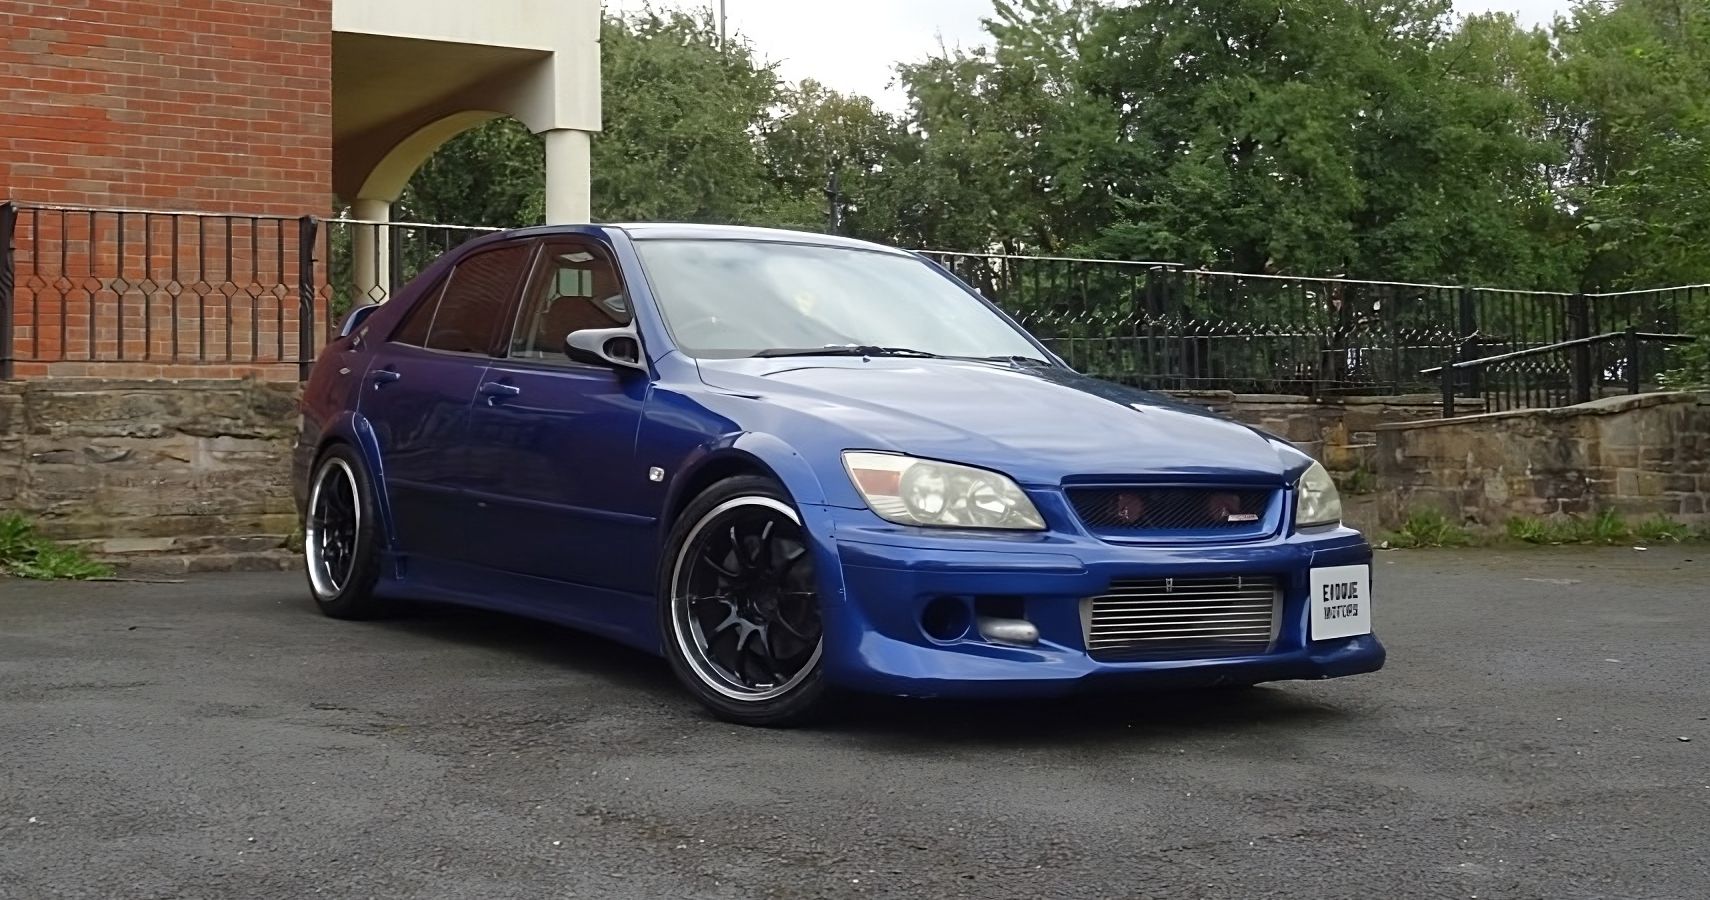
[693,357,1298,486]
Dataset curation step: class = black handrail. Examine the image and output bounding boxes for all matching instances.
[1425,327,1697,417]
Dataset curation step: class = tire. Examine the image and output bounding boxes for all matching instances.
[303,443,389,620]
[658,475,830,727]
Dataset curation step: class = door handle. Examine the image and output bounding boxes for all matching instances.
[370,369,402,387]
[479,381,521,403]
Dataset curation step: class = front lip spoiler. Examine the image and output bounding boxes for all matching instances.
[829,631,1387,699]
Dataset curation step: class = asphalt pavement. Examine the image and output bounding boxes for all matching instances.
[1,547,1705,899]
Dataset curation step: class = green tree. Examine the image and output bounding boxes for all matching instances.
[1554,0,1710,289]
[896,0,1117,254]
[757,79,908,238]
[1068,0,1578,284]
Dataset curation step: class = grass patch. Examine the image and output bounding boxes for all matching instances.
[0,515,113,580]
[1633,515,1699,544]
[1385,509,1475,548]
[1505,511,1708,546]
[1389,508,1710,550]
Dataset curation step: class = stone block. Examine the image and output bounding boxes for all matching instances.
[95,537,181,554]
[1663,474,1698,495]
[21,381,292,439]
[1607,496,1669,519]
[0,391,23,438]
[33,512,298,541]
[1326,442,1377,475]
[197,435,285,466]
[185,551,299,573]
[1552,496,1590,516]
[1599,446,1641,469]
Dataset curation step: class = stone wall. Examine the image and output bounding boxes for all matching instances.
[1374,392,1710,529]
[1167,391,1486,472]
[1162,391,1488,533]
[4,378,1703,571]
[0,378,302,572]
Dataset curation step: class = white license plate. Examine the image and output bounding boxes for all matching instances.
[1310,564,1372,640]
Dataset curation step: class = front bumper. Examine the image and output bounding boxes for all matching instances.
[804,506,1386,699]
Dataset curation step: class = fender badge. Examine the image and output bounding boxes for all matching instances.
[648,467,665,483]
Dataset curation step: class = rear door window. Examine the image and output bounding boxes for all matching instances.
[392,242,534,355]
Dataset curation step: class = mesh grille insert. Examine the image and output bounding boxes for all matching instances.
[1067,487,1276,536]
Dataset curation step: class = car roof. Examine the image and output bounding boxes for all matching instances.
[489,222,914,257]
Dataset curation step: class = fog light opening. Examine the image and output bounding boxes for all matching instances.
[920,596,973,643]
[974,596,1038,646]
[976,616,1040,647]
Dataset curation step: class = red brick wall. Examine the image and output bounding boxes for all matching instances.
[1,0,334,214]
[2,0,334,378]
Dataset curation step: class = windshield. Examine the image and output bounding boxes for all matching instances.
[630,238,1050,361]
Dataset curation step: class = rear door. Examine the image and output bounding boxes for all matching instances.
[360,239,535,564]
[460,237,654,591]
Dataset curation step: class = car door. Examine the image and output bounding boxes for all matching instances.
[460,236,653,591]
[360,239,535,564]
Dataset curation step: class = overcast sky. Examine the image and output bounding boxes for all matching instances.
[604,0,1575,109]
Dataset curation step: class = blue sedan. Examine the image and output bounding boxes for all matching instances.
[293,224,1383,725]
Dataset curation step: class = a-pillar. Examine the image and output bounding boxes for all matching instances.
[543,129,593,225]
[350,197,394,303]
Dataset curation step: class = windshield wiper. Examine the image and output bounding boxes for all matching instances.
[753,345,943,359]
[970,354,1055,368]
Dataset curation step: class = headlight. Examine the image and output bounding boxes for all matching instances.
[842,452,1046,530]
[1294,461,1343,528]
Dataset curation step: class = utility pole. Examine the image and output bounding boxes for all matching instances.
[717,0,726,48]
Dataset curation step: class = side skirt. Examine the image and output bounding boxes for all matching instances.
[374,552,663,657]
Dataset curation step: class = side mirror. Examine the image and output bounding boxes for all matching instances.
[338,303,380,339]
[565,327,646,373]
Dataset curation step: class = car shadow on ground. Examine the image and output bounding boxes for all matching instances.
[373,600,1355,747]
[821,686,1352,750]
[369,600,683,697]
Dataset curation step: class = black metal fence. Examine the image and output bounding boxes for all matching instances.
[922,251,1702,409]
[0,203,498,379]
[2,202,1702,411]
[0,203,319,378]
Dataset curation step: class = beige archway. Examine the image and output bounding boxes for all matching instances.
[330,0,601,299]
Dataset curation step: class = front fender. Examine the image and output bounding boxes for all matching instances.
[730,431,836,506]
[664,431,851,526]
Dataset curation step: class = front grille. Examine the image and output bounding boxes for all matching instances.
[1082,575,1280,660]
[1067,486,1277,539]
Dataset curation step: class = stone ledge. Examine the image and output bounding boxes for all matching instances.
[1376,391,1701,432]
[8,376,299,393]
[104,550,302,576]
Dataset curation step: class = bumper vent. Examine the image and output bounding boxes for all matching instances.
[1082,575,1280,660]
[1066,486,1278,540]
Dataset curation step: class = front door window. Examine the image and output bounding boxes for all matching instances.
[510,243,632,364]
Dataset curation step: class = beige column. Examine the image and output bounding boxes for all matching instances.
[350,197,393,303]
[543,128,593,224]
